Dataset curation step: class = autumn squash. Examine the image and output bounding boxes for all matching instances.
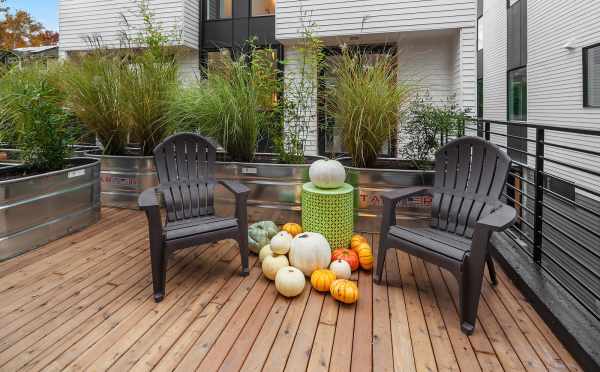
[355,243,374,270]
[331,248,359,271]
[289,232,331,276]
[309,159,346,189]
[270,231,293,255]
[262,254,289,280]
[281,223,303,237]
[275,266,306,297]
[350,234,368,252]
[329,259,352,280]
[310,269,337,292]
[330,279,359,304]
[259,245,274,262]
[248,221,279,254]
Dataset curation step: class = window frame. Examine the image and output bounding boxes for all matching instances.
[507,66,527,122]
[583,42,600,108]
[317,44,398,158]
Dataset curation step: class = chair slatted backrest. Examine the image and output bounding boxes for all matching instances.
[431,137,511,238]
[154,133,217,222]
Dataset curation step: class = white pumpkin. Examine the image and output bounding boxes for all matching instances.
[262,254,290,280]
[309,159,346,189]
[270,231,293,255]
[289,232,331,276]
[329,259,352,280]
[259,245,273,262]
[275,266,306,297]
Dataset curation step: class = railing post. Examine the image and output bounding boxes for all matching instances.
[533,128,545,264]
[485,121,491,141]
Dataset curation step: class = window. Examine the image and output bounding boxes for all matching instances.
[318,46,396,157]
[584,43,600,107]
[207,0,232,20]
[508,67,527,121]
[477,17,484,51]
[252,0,276,16]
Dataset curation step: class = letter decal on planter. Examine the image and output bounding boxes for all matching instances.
[67,169,86,178]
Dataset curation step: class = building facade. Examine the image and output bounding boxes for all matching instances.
[59,0,477,156]
[478,0,600,196]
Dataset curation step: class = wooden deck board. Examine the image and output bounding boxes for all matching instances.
[0,208,582,372]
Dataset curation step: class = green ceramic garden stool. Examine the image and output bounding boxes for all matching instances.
[301,182,354,250]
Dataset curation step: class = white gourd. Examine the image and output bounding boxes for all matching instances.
[275,266,306,297]
[259,245,273,262]
[262,254,289,280]
[289,232,331,276]
[270,231,293,255]
[309,159,346,189]
[329,259,352,280]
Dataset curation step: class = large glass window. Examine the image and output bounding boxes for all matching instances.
[584,43,600,107]
[318,47,396,157]
[508,67,527,121]
[207,0,232,20]
[252,0,276,16]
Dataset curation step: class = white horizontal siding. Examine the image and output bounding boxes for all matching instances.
[527,0,600,194]
[59,0,199,51]
[275,0,476,41]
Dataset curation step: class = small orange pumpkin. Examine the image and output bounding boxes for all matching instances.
[330,279,359,304]
[355,243,374,270]
[282,223,303,237]
[350,234,368,251]
[310,269,337,292]
[331,248,360,271]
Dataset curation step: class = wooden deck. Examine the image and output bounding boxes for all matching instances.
[0,208,583,372]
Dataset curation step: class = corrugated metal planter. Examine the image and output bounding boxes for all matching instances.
[214,154,326,224]
[0,158,101,261]
[340,158,435,233]
[85,151,157,209]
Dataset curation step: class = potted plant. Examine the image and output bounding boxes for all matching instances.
[63,5,179,209]
[0,63,101,260]
[324,48,466,232]
[171,38,326,224]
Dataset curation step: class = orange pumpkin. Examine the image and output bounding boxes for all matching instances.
[310,269,337,292]
[282,223,303,237]
[331,248,360,271]
[330,279,359,304]
[350,234,367,251]
[355,243,374,270]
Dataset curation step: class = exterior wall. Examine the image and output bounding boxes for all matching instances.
[275,0,476,41]
[285,29,475,156]
[59,0,199,51]
[481,0,600,193]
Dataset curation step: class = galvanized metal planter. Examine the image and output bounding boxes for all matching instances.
[340,157,435,233]
[214,154,326,224]
[85,151,157,209]
[0,158,101,261]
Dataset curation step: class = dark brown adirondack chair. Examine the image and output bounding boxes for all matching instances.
[139,133,250,302]
[376,136,516,334]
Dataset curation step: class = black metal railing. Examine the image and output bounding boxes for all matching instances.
[463,118,600,321]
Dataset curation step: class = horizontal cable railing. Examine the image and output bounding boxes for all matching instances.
[461,118,600,321]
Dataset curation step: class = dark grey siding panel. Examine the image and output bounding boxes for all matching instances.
[508,0,527,70]
[478,0,483,18]
[204,20,233,48]
[233,0,249,18]
[233,19,249,48]
[249,17,276,45]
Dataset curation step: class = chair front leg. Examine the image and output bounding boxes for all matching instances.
[236,195,250,276]
[459,230,491,335]
[375,198,396,284]
[486,254,498,286]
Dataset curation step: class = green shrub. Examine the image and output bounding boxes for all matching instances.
[327,47,411,168]
[400,92,469,165]
[172,44,280,162]
[0,63,74,171]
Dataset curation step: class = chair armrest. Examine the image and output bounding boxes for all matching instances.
[381,187,432,205]
[476,204,517,232]
[138,187,160,210]
[219,180,250,196]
